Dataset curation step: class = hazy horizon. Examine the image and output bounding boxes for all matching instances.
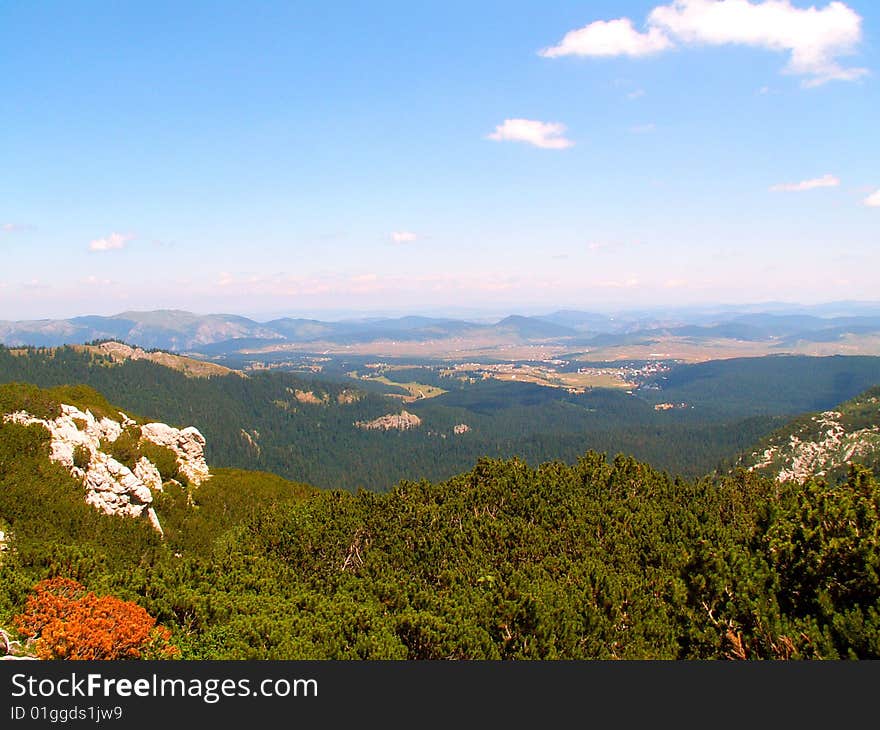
[6,298,880,326]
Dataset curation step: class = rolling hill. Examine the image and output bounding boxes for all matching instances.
[4,306,880,361]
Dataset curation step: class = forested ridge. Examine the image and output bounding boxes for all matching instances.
[6,346,877,489]
[1,383,879,659]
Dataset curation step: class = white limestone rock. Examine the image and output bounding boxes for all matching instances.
[134,456,164,493]
[747,409,880,484]
[1,403,210,535]
[140,423,210,485]
[355,410,422,431]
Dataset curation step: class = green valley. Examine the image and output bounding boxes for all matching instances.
[1,381,879,659]
[7,345,880,490]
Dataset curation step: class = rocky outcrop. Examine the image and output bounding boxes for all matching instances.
[82,453,161,532]
[337,389,361,405]
[239,428,261,456]
[355,411,422,431]
[747,410,880,484]
[139,423,210,485]
[134,457,164,492]
[0,627,36,661]
[294,389,328,405]
[3,404,210,534]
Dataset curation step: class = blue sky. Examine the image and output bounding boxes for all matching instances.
[1,0,877,320]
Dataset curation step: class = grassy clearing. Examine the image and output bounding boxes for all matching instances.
[370,376,447,401]
[440,364,631,392]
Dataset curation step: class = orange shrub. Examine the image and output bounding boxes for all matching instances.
[14,577,179,660]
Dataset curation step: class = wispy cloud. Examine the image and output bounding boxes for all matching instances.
[81,275,114,287]
[627,89,646,100]
[595,276,641,289]
[664,278,690,289]
[769,174,840,192]
[201,271,530,300]
[541,1,867,87]
[629,123,656,134]
[1,223,31,234]
[540,18,672,58]
[89,232,133,252]
[390,231,419,244]
[487,119,574,149]
[865,190,880,207]
[587,239,642,253]
[349,273,380,292]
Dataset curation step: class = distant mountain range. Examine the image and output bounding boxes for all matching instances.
[0,309,584,351]
[4,305,880,357]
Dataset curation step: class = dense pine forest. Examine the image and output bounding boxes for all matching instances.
[1,381,879,659]
[3,346,880,490]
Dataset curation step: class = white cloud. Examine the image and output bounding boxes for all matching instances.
[769,174,840,192]
[540,18,673,58]
[89,232,132,251]
[390,231,419,244]
[487,119,574,149]
[865,190,880,207]
[542,0,867,86]
[649,0,866,86]
[627,89,646,100]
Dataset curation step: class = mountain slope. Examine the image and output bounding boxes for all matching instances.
[79,341,236,377]
[3,430,879,659]
[489,315,578,340]
[0,382,314,555]
[738,386,880,483]
[0,381,215,534]
[638,355,880,418]
[0,311,283,350]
